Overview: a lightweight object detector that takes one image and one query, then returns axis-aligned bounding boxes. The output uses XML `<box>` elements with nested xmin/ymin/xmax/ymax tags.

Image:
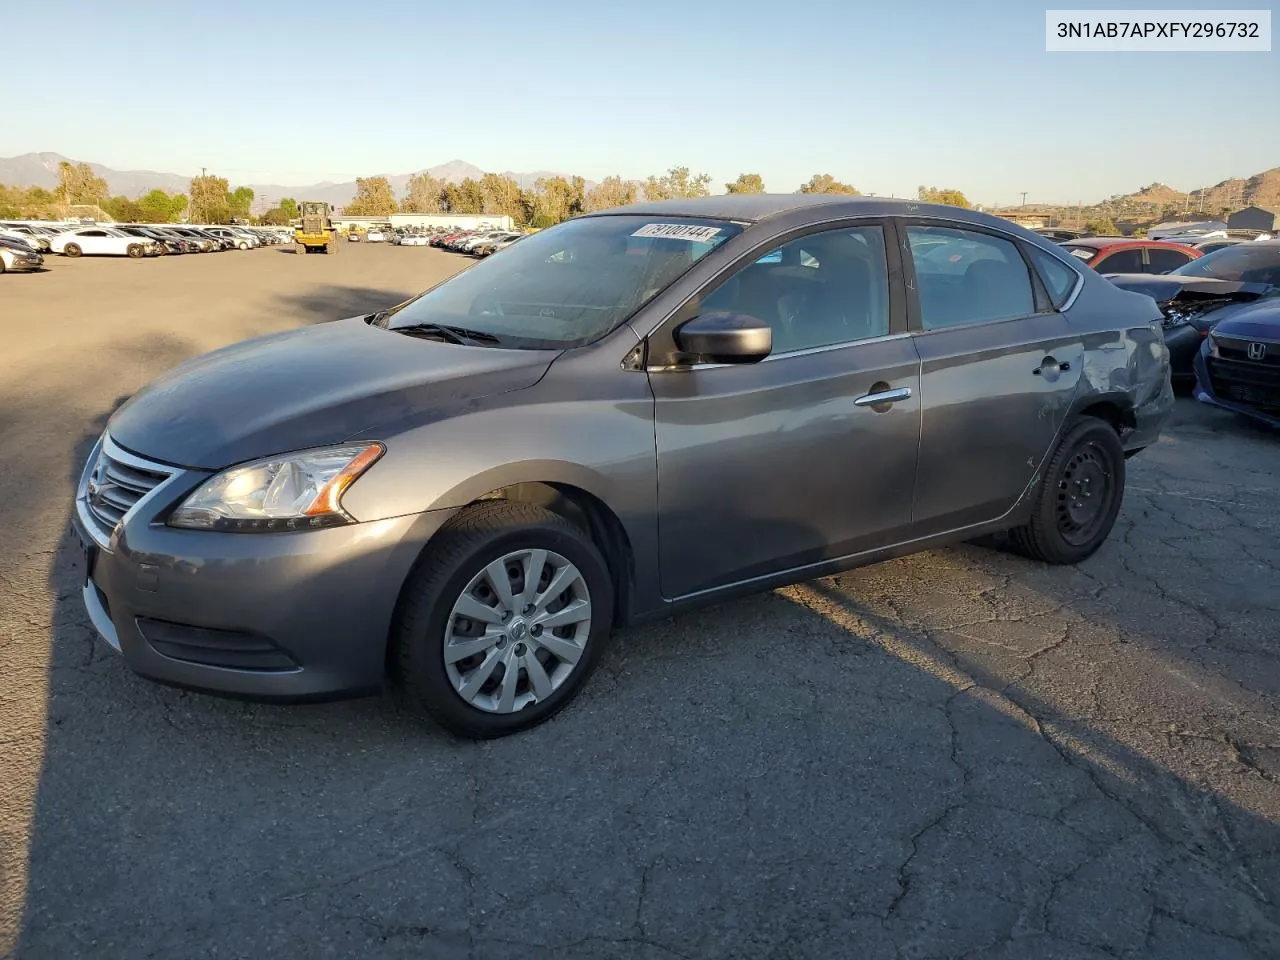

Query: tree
<box><xmin>442</xmin><ymin>178</ymin><xmax>487</xmax><ymax>214</ymax></box>
<box><xmin>344</xmin><ymin>176</ymin><xmax>398</xmax><ymax>216</ymax></box>
<box><xmin>583</xmin><ymin>176</ymin><xmax>638</xmax><ymax>212</ymax></box>
<box><xmin>1083</xmin><ymin>217</ymin><xmax>1119</xmax><ymax>235</ymax></box>
<box><xmin>56</xmin><ymin>161</ymin><xmax>108</xmax><ymax>207</ymax></box>
<box><xmin>644</xmin><ymin>166</ymin><xmax>711</xmax><ymax>201</ymax></box>
<box><xmin>279</xmin><ymin>197</ymin><xmax>298</xmax><ymax>219</ymax></box>
<box><xmin>400</xmin><ymin>173</ymin><xmax>445</xmax><ymax>214</ymax></box>
<box><xmin>189</xmin><ymin>172</ymin><xmax>230</xmax><ymax>223</ymax></box>
<box><xmin>725</xmin><ymin>173</ymin><xmax>766</xmax><ymax>194</ymax></box>
<box><xmin>918</xmin><ymin>186</ymin><xmax>970</xmax><ymax>208</ymax></box>
<box><xmin>228</xmin><ymin>186</ymin><xmax>255</xmax><ymax>219</ymax></box>
<box><xmin>136</xmin><ymin>189</ymin><xmax>187</xmax><ymax>223</ymax></box>
<box><xmin>798</xmin><ymin>174</ymin><xmax>860</xmax><ymax>195</ymax></box>
<box><xmin>102</xmin><ymin>195</ymin><xmax>143</xmax><ymax>222</ymax></box>
<box><xmin>480</xmin><ymin>173</ymin><xmax>524</xmax><ymax>220</ymax></box>
<box><xmin>259</xmin><ymin>208</ymin><xmax>290</xmax><ymax>225</ymax></box>
<box><xmin>526</xmin><ymin>176</ymin><xmax>584</xmax><ymax>226</ymax></box>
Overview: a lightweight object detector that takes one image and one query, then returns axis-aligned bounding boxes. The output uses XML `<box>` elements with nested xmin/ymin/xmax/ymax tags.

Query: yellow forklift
<box><xmin>294</xmin><ymin>201</ymin><xmax>339</xmax><ymax>255</ymax></box>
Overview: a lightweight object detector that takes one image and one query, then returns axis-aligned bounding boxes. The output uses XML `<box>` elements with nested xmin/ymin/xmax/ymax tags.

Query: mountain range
<box><xmin>0</xmin><ymin>152</ymin><xmax>586</xmax><ymax>211</ymax></box>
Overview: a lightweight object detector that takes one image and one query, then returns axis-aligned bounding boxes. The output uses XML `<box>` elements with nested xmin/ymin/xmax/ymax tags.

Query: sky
<box><xmin>4</xmin><ymin>0</ymin><xmax>1277</xmax><ymax>206</ymax></box>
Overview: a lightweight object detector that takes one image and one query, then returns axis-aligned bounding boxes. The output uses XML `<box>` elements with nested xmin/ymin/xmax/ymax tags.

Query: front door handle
<box><xmin>854</xmin><ymin>386</ymin><xmax>912</xmax><ymax>408</ymax></box>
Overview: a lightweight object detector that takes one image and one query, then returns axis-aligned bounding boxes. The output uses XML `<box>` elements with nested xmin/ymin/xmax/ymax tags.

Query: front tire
<box><xmin>392</xmin><ymin>501</ymin><xmax>615</xmax><ymax>739</ymax></box>
<box><xmin>1009</xmin><ymin>417</ymin><xmax>1126</xmax><ymax>565</ymax></box>
<box><xmin>63</xmin><ymin>243</ymin><xmax>82</xmax><ymax>258</ymax></box>
<box><xmin>127</xmin><ymin>244</ymin><xmax>144</xmax><ymax>259</ymax></box>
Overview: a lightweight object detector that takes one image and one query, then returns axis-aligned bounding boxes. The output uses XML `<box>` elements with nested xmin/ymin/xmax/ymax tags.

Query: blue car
<box><xmin>1195</xmin><ymin>295</ymin><xmax>1280</xmax><ymax>428</ymax></box>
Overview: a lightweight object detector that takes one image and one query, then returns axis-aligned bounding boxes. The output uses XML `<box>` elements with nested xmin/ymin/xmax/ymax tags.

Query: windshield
<box><xmin>1062</xmin><ymin>244</ymin><xmax>1100</xmax><ymax>262</ymax></box>
<box><xmin>1171</xmin><ymin>244</ymin><xmax>1280</xmax><ymax>287</ymax></box>
<box><xmin>383</xmin><ymin>215</ymin><xmax>741</xmax><ymax>348</ymax></box>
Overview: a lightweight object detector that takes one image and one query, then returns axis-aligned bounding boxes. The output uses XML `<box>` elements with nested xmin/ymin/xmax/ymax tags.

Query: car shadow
<box><xmin>9</xmin><ymin>407</ymin><xmax>1280</xmax><ymax>958</ymax></box>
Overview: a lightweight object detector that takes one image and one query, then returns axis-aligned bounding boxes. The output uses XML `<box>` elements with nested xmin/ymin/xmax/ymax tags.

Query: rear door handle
<box><xmin>1033</xmin><ymin>357</ymin><xmax>1071</xmax><ymax>375</ymax></box>
<box><xmin>854</xmin><ymin>386</ymin><xmax>912</xmax><ymax>407</ymax></box>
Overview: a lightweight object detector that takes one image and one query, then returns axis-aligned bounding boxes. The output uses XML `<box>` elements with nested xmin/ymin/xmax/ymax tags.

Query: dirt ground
<box><xmin>2</xmin><ymin>243</ymin><xmax>1279</xmax><ymax>959</ymax></box>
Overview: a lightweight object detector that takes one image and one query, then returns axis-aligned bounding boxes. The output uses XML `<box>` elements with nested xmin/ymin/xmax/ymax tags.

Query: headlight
<box><xmin>169</xmin><ymin>443</ymin><xmax>384</xmax><ymax>532</ymax></box>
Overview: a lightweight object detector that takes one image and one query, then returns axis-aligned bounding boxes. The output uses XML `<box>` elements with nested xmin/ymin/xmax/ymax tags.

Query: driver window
<box><xmin>697</xmin><ymin>226</ymin><xmax>890</xmax><ymax>354</ymax></box>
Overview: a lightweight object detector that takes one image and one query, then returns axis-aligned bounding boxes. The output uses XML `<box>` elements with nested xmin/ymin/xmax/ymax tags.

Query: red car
<box><xmin>1059</xmin><ymin>237</ymin><xmax>1202</xmax><ymax>275</ymax></box>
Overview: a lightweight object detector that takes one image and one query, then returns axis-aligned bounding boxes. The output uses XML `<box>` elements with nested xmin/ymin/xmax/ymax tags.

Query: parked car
<box><xmin>117</xmin><ymin>225</ymin><xmax>185</xmax><ymax>255</ymax></box>
<box><xmin>73</xmin><ymin>195</ymin><xmax>1172</xmax><ymax>738</ymax></box>
<box><xmin>50</xmin><ymin>226</ymin><xmax>158</xmax><ymax>258</ymax></box>
<box><xmin>0</xmin><ymin>224</ymin><xmax>53</xmax><ymax>253</ymax></box>
<box><xmin>399</xmin><ymin>234</ymin><xmax>433</xmax><ymax>246</ymax></box>
<box><xmin>1108</xmin><ymin>241</ymin><xmax>1280</xmax><ymax>385</ymax></box>
<box><xmin>1193</xmin><ymin>239</ymin><xmax>1244</xmax><ymax>255</ymax></box>
<box><xmin>1060</xmin><ymin>237</ymin><xmax>1202</xmax><ymax>275</ymax></box>
<box><xmin>1195</xmin><ymin>292</ymin><xmax>1280</xmax><ymax>428</ymax></box>
<box><xmin>366</xmin><ymin>229</ymin><xmax>387</xmax><ymax>243</ymax></box>
<box><xmin>0</xmin><ymin>235</ymin><xmax>44</xmax><ymax>273</ymax></box>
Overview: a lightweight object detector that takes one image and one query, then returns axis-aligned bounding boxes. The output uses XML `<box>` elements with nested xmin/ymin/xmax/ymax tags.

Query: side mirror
<box><xmin>673</xmin><ymin>313</ymin><xmax>772</xmax><ymax>364</ymax></box>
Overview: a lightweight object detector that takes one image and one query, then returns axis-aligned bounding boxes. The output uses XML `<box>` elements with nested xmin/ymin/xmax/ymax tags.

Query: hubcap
<box><xmin>1055</xmin><ymin>442</ymin><xmax>1114</xmax><ymax>546</ymax></box>
<box><xmin>443</xmin><ymin>548</ymin><xmax>592</xmax><ymax>714</ymax></box>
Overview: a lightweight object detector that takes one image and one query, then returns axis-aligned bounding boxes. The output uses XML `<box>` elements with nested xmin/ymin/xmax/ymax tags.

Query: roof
<box><xmin>586</xmin><ymin>193</ymin><xmax>963</xmax><ymax>223</ymax></box>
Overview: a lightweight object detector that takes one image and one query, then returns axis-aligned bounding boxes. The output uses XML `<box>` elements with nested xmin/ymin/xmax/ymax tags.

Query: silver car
<box><xmin>74</xmin><ymin>195</ymin><xmax>1173</xmax><ymax>737</ymax></box>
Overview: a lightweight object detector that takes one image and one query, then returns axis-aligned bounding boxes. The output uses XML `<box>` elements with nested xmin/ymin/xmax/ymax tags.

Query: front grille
<box><xmin>81</xmin><ymin>435</ymin><xmax>174</xmax><ymax>543</ymax></box>
<box><xmin>1214</xmin><ymin>336</ymin><xmax>1280</xmax><ymax>367</ymax></box>
<box><xmin>1207</xmin><ymin>356</ymin><xmax>1280</xmax><ymax>412</ymax></box>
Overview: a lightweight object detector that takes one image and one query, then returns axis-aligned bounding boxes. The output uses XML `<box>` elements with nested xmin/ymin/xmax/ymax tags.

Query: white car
<box><xmin>50</xmin><ymin>226</ymin><xmax>158</xmax><ymax>258</ymax></box>
<box><xmin>399</xmin><ymin>235</ymin><xmax>432</xmax><ymax>246</ymax></box>
<box><xmin>365</xmin><ymin>229</ymin><xmax>387</xmax><ymax>243</ymax></box>
<box><xmin>204</xmin><ymin>227</ymin><xmax>256</xmax><ymax>250</ymax></box>
<box><xmin>0</xmin><ymin>225</ymin><xmax>53</xmax><ymax>253</ymax></box>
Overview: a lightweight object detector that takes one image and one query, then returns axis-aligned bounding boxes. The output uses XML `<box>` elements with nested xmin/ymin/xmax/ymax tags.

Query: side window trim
<box><xmin>897</xmin><ymin>217</ymin><xmax>1044</xmax><ymax>334</ymax></box>
<box><xmin>644</xmin><ymin>217</ymin><xmax>906</xmax><ymax>370</ymax></box>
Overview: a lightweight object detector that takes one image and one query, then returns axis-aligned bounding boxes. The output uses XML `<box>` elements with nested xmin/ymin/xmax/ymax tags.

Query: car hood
<box><xmin>107</xmin><ymin>317</ymin><xmax>558</xmax><ymax>469</ymax></box>
<box><xmin>1207</xmin><ymin>298</ymin><xmax>1280</xmax><ymax>341</ymax></box>
<box><xmin>1105</xmin><ymin>273</ymin><xmax>1273</xmax><ymax>304</ymax></box>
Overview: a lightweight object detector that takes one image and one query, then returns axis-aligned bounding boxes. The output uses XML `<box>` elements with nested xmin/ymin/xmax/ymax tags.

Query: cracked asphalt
<box><xmin>2</xmin><ymin>245</ymin><xmax>1279</xmax><ymax>959</ymax></box>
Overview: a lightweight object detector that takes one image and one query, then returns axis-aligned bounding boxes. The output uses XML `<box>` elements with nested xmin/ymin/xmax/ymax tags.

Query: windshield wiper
<box><xmin>390</xmin><ymin>322</ymin><xmax>503</xmax><ymax>346</ymax></box>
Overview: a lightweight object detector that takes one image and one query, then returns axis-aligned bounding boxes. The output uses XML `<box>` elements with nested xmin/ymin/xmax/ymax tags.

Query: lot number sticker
<box><xmin>631</xmin><ymin>223</ymin><xmax>723</xmax><ymax>243</ymax></box>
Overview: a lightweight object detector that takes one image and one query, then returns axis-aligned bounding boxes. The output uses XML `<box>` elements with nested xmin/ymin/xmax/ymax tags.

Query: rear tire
<box><xmin>392</xmin><ymin>500</ymin><xmax>615</xmax><ymax>739</ymax></box>
<box><xmin>1009</xmin><ymin>417</ymin><xmax>1126</xmax><ymax>565</ymax></box>
<box><xmin>64</xmin><ymin>243</ymin><xmax>82</xmax><ymax>258</ymax></box>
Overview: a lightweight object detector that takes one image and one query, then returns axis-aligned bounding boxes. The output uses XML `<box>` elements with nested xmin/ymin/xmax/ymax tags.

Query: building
<box><xmin>1226</xmin><ymin>205</ymin><xmax>1277</xmax><ymax>232</ymax></box>
<box><xmin>999</xmin><ymin>214</ymin><xmax>1049</xmax><ymax>229</ymax></box>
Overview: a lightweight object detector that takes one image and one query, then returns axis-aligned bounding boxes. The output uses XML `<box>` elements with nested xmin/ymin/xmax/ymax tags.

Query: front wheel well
<box><xmin>467</xmin><ymin>483</ymin><xmax>634</xmax><ymax>627</ymax></box>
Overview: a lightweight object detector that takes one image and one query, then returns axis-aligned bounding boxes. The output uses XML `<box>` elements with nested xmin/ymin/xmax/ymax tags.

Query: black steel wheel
<box><xmin>1009</xmin><ymin>416</ymin><xmax>1126</xmax><ymax>565</ymax></box>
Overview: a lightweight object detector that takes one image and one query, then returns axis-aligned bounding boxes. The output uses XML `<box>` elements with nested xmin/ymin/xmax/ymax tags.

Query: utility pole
<box><xmin>1020</xmin><ymin>191</ymin><xmax>1028</xmax><ymax>208</ymax></box>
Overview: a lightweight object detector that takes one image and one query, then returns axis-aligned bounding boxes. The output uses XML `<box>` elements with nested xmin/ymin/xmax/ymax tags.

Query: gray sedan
<box><xmin>74</xmin><ymin>195</ymin><xmax>1173</xmax><ymax>738</ymax></box>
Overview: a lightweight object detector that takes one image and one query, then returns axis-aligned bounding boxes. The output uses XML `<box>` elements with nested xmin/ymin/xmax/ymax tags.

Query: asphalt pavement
<box><xmin>2</xmin><ymin>244</ymin><xmax>1278</xmax><ymax>959</ymax></box>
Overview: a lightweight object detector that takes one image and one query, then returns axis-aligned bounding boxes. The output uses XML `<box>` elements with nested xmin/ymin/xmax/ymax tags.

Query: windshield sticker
<box><xmin>631</xmin><ymin>223</ymin><xmax>723</xmax><ymax>243</ymax></box>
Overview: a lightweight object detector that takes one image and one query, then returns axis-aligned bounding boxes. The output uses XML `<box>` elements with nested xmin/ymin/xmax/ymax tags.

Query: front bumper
<box><xmin>1193</xmin><ymin>343</ymin><xmax>1280</xmax><ymax>429</ymax></box>
<box><xmin>5</xmin><ymin>254</ymin><xmax>43</xmax><ymax>271</ymax></box>
<box><xmin>72</xmin><ymin>436</ymin><xmax>457</xmax><ymax>700</ymax></box>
